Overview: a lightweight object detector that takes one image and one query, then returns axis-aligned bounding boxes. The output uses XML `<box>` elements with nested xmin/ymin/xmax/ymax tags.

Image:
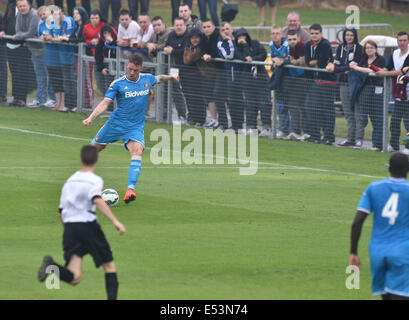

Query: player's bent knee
<box><xmin>103</xmin><ymin>261</ymin><xmax>116</xmax><ymax>273</ymax></box>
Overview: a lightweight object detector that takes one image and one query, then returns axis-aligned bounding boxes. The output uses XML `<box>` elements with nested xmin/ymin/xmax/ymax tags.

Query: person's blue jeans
<box><xmin>198</xmin><ymin>0</ymin><xmax>219</xmax><ymax>26</ymax></box>
<box><xmin>32</xmin><ymin>54</ymin><xmax>53</xmax><ymax>104</ymax></box>
<box><xmin>277</xmin><ymin>100</ymin><xmax>292</xmax><ymax>134</ymax></box>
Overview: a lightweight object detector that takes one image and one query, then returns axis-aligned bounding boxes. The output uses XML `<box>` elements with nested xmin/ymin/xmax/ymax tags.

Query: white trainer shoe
<box><xmin>43</xmin><ymin>99</ymin><xmax>57</xmax><ymax>108</ymax></box>
<box><xmin>259</xmin><ymin>128</ymin><xmax>271</xmax><ymax>138</ymax></box>
<box><xmin>276</xmin><ymin>131</ymin><xmax>287</xmax><ymax>139</ymax></box>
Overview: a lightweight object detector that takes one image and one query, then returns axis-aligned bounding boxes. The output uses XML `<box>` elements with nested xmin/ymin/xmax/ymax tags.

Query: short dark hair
<box><xmin>152</xmin><ymin>16</ymin><xmax>163</xmax><ymax>23</ymax></box>
<box><xmin>128</xmin><ymin>54</ymin><xmax>143</xmax><ymax>66</ymax></box>
<box><xmin>119</xmin><ymin>9</ymin><xmax>131</xmax><ymax>17</ymax></box>
<box><xmin>179</xmin><ymin>3</ymin><xmax>192</xmax><ymax>10</ymax></box>
<box><xmin>397</xmin><ymin>31</ymin><xmax>409</xmax><ymax>39</ymax></box>
<box><xmin>173</xmin><ymin>17</ymin><xmax>184</xmax><ymax>24</ymax></box>
<box><xmin>202</xmin><ymin>18</ymin><xmax>214</xmax><ymax>25</ymax></box>
<box><xmin>287</xmin><ymin>30</ymin><xmax>298</xmax><ymax>37</ymax></box>
<box><xmin>81</xmin><ymin>145</ymin><xmax>98</xmax><ymax>166</ymax></box>
<box><xmin>389</xmin><ymin>152</ymin><xmax>409</xmax><ymax>178</ymax></box>
<box><xmin>310</xmin><ymin>24</ymin><xmax>322</xmax><ymax>33</ymax></box>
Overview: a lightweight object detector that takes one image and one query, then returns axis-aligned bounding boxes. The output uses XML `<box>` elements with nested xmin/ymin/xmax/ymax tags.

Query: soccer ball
<box><xmin>101</xmin><ymin>189</ymin><xmax>119</xmax><ymax>207</ymax></box>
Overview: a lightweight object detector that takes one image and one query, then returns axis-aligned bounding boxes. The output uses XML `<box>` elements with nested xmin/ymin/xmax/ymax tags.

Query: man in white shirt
<box><xmin>38</xmin><ymin>145</ymin><xmax>126</xmax><ymax>300</ymax></box>
<box><xmin>135</xmin><ymin>13</ymin><xmax>154</xmax><ymax>49</ymax></box>
<box><xmin>117</xmin><ymin>9</ymin><xmax>140</xmax><ymax>49</ymax></box>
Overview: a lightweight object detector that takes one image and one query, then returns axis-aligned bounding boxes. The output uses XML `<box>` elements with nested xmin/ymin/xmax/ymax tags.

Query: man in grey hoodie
<box><xmin>13</xmin><ymin>0</ymin><xmax>42</xmax><ymax>107</ymax></box>
<box><xmin>15</xmin><ymin>0</ymin><xmax>56</xmax><ymax>108</ymax></box>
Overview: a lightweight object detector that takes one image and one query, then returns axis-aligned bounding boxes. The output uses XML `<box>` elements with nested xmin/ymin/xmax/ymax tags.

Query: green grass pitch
<box><xmin>0</xmin><ymin>106</ymin><xmax>393</xmax><ymax>299</ymax></box>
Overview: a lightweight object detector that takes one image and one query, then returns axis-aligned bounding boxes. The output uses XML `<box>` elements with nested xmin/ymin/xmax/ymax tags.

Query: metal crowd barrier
<box><xmin>0</xmin><ymin>34</ymin><xmax>402</xmax><ymax>153</ymax></box>
<box><xmin>244</xmin><ymin>23</ymin><xmax>395</xmax><ymax>44</ymax></box>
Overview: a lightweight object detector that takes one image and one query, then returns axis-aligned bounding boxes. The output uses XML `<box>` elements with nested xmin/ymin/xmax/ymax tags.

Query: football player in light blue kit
<box><xmin>83</xmin><ymin>54</ymin><xmax>179</xmax><ymax>203</ymax></box>
<box><xmin>350</xmin><ymin>152</ymin><xmax>409</xmax><ymax>300</ymax></box>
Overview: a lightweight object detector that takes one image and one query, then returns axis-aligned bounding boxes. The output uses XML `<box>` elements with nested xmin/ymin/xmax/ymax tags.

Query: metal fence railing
<box><xmin>1</xmin><ymin>34</ymin><xmax>408</xmax><ymax>154</ymax></box>
<box><xmin>244</xmin><ymin>23</ymin><xmax>395</xmax><ymax>45</ymax></box>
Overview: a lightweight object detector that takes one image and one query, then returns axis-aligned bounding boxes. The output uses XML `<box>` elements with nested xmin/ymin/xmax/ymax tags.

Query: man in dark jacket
<box><xmin>215</xmin><ymin>22</ymin><xmax>244</xmax><ymax>132</ymax></box>
<box><xmin>95</xmin><ymin>24</ymin><xmax>117</xmax><ymax>95</ymax></box>
<box><xmin>304</xmin><ymin>24</ymin><xmax>337</xmax><ymax>144</ymax></box>
<box><xmin>201</xmin><ymin>18</ymin><xmax>220</xmax><ymax>128</ymax></box>
<box><xmin>0</xmin><ymin>11</ymin><xmax>7</xmax><ymax>103</ymax></box>
<box><xmin>327</xmin><ymin>28</ymin><xmax>363</xmax><ymax>147</ymax></box>
<box><xmin>235</xmin><ymin>27</ymin><xmax>271</xmax><ymax>136</ymax></box>
<box><xmin>164</xmin><ymin>17</ymin><xmax>188</xmax><ymax>123</ymax></box>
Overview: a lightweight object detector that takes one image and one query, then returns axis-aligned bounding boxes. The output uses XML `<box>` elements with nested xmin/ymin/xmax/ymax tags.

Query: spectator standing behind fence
<box><xmin>326</xmin><ymin>28</ymin><xmax>363</xmax><ymax>148</ymax></box>
<box><xmin>52</xmin><ymin>7</ymin><xmax>77</xmax><ymax>112</ymax></box>
<box><xmin>14</xmin><ymin>0</ymin><xmax>53</xmax><ymax>109</ymax></box>
<box><xmin>38</xmin><ymin>6</ymin><xmax>65</xmax><ymax>111</ymax></box>
<box><xmin>83</xmin><ymin>9</ymin><xmax>105</xmax><ymax>105</ymax></box>
<box><xmin>99</xmin><ymin>0</ymin><xmax>121</xmax><ymax>29</ymax></box>
<box><xmin>375</xmin><ymin>32</ymin><xmax>409</xmax><ymax>153</ymax></box>
<box><xmin>201</xmin><ymin>18</ymin><xmax>221</xmax><ymax>129</ymax></box>
<box><xmin>179</xmin><ymin>3</ymin><xmax>202</xmax><ymax>32</ymax></box>
<box><xmin>234</xmin><ymin>27</ymin><xmax>271</xmax><ymax>137</ymax></box>
<box><xmin>349</xmin><ymin>41</ymin><xmax>385</xmax><ymax>152</ymax></box>
<box><xmin>216</xmin><ymin>22</ymin><xmax>245</xmax><ymax>132</ymax></box>
<box><xmin>135</xmin><ymin>14</ymin><xmax>154</xmax><ymax>50</ymax></box>
<box><xmin>0</xmin><ymin>11</ymin><xmax>8</xmax><ymax>104</ymax></box>
<box><xmin>284</xmin><ymin>30</ymin><xmax>307</xmax><ymax>140</ymax></box>
<box><xmin>183</xmin><ymin>28</ymin><xmax>206</xmax><ymax>125</ymax></box>
<box><xmin>0</xmin><ymin>0</ymin><xmax>36</xmax><ymax>107</ymax></box>
<box><xmin>304</xmin><ymin>24</ymin><xmax>337</xmax><ymax>145</ymax></box>
<box><xmin>146</xmin><ymin>16</ymin><xmax>170</xmax><ymax>57</ymax></box>
<box><xmin>128</xmin><ymin>0</ymin><xmax>149</xmax><ymax>20</ymax></box>
<box><xmin>171</xmin><ymin>0</ymin><xmax>192</xmax><ymax>23</ymax></box>
<box><xmin>117</xmin><ymin>9</ymin><xmax>140</xmax><ymax>58</ymax></box>
<box><xmin>270</xmin><ymin>26</ymin><xmax>292</xmax><ymax>139</ymax></box>
<box><xmin>164</xmin><ymin>17</ymin><xmax>188</xmax><ymax>124</ymax></box>
<box><xmin>94</xmin><ymin>24</ymin><xmax>117</xmax><ymax>112</ymax></box>
<box><xmin>68</xmin><ymin>6</ymin><xmax>94</xmax><ymax>109</ymax></box>
<box><xmin>282</xmin><ymin>12</ymin><xmax>310</xmax><ymax>43</ymax></box>
<box><xmin>198</xmin><ymin>0</ymin><xmax>219</xmax><ymax>27</ymax></box>
<box><xmin>257</xmin><ymin>0</ymin><xmax>278</xmax><ymax>27</ymax></box>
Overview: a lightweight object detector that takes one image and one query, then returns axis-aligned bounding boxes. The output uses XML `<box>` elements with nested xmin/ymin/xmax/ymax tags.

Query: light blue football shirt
<box><xmin>105</xmin><ymin>74</ymin><xmax>157</xmax><ymax>130</ymax></box>
<box><xmin>358</xmin><ymin>177</ymin><xmax>409</xmax><ymax>246</ymax></box>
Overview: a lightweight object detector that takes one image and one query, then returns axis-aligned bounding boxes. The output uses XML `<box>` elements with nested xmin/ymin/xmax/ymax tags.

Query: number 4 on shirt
<box><xmin>382</xmin><ymin>193</ymin><xmax>399</xmax><ymax>225</ymax></box>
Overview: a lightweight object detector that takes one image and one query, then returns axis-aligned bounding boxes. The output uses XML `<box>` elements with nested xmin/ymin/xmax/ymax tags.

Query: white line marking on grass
<box><xmin>0</xmin><ymin>125</ymin><xmax>384</xmax><ymax>179</ymax></box>
<box><xmin>0</xmin><ymin>166</ymin><xmax>311</xmax><ymax>170</ymax></box>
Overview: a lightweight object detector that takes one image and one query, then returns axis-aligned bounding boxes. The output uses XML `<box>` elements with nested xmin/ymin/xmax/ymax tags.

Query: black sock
<box><xmin>105</xmin><ymin>273</ymin><xmax>119</xmax><ymax>300</ymax></box>
<box><xmin>52</xmin><ymin>262</ymin><xmax>74</xmax><ymax>283</ymax></box>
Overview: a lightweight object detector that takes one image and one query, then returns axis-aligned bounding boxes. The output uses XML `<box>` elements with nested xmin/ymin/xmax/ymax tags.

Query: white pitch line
<box><xmin>0</xmin><ymin>166</ymin><xmax>307</xmax><ymax>170</ymax></box>
<box><xmin>0</xmin><ymin>125</ymin><xmax>384</xmax><ymax>179</ymax></box>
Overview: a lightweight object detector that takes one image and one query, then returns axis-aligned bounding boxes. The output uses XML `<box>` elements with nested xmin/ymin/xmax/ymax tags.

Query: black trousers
<box><xmin>181</xmin><ymin>68</ymin><xmax>206</xmax><ymax>125</ymax></box>
<box><xmin>7</xmin><ymin>46</ymin><xmax>36</xmax><ymax>102</ymax></box>
<box><xmin>99</xmin><ymin>0</ymin><xmax>121</xmax><ymax>28</ymax></box>
<box><xmin>214</xmin><ymin>69</ymin><xmax>245</xmax><ymax>131</ymax></box>
<box><xmin>0</xmin><ymin>44</ymin><xmax>7</xmax><ymax>99</ymax></box>
<box><xmin>67</xmin><ymin>0</ymin><xmax>91</xmax><ymax>17</ymax></box>
<box><xmin>128</xmin><ymin>0</ymin><xmax>150</xmax><ymax>19</ymax></box>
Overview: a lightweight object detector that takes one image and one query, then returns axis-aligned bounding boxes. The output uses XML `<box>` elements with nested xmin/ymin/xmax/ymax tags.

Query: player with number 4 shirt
<box><xmin>350</xmin><ymin>152</ymin><xmax>409</xmax><ymax>300</ymax></box>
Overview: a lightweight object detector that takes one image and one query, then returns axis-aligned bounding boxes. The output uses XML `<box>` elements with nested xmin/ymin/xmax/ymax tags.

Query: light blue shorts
<box><xmin>91</xmin><ymin>122</ymin><xmax>145</xmax><ymax>150</ymax></box>
<box><xmin>370</xmin><ymin>243</ymin><xmax>409</xmax><ymax>297</ymax></box>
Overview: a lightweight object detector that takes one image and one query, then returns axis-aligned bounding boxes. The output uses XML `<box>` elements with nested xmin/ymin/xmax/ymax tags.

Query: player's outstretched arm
<box><xmin>94</xmin><ymin>197</ymin><xmax>126</xmax><ymax>235</ymax></box>
<box><xmin>349</xmin><ymin>210</ymin><xmax>368</xmax><ymax>269</ymax></box>
<box><xmin>82</xmin><ymin>98</ymin><xmax>112</xmax><ymax>127</ymax></box>
<box><xmin>155</xmin><ymin>74</ymin><xmax>179</xmax><ymax>84</ymax></box>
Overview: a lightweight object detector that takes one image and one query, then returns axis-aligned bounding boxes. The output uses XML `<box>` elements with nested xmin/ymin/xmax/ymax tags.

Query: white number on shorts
<box><xmin>382</xmin><ymin>193</ymin><xmax>399</xmax><ymax>225</ymax></box>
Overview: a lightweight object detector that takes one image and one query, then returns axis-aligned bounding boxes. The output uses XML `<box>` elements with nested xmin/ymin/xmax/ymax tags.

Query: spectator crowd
<box><xmin>0</xmin><ymin>0</ymin><xmax>409</xmax><ymax>152</ymax></box>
